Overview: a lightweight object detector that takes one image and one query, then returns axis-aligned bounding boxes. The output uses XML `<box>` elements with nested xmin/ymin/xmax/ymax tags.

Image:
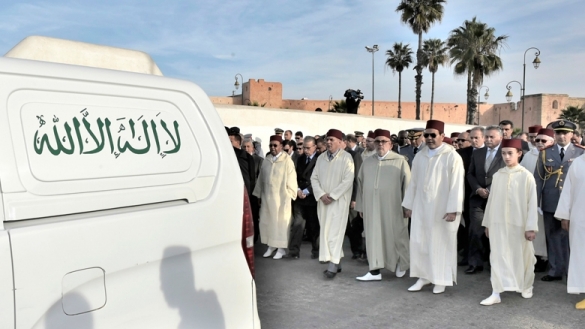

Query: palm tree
<box><xmin>421</xmin><ymin>38</ymin><xmax>449</xmax><ymax>119</ymax></box>
<box><xmin>447</xmin><ymin>17</ymin><xmax>508</xmax><ymax>124</ymax></box>
<box><xmin>558</xmin><ymin>105</ymin><xmax>585</xmax><ymax>129</ymax></box>
<box><xmin>385</xmin><ymin>42</ymin><xmax>413</xmax><ymax>118</ymax></box>
<box><xmin>396</xmin><ymin>0</ymin><xmax>446</xmax><ymax>120</ymax></box>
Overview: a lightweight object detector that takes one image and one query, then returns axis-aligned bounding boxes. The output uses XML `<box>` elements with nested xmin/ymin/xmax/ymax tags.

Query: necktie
<box><xmin>414</xmin><ymin>147</ymin><xmax>418</xmax><ymax>155</ymax></box>
<box><xmin>485</xmin><ymin>148</ymin><xmax>494</xmax><ymax>172</ymax></box>
<box><xmin>560</xmin><ymin>147</ymin><xmax>565</xmax><ymax>161</ymax></box>
<box><xmin>306</xmin><ymin>157</ymin><xmax>310</xmax><ymax>164</ymax></box>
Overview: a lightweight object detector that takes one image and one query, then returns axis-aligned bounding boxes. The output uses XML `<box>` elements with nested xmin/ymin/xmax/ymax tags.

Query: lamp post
<box><xmin>365</xmin><ymin>45</ymin><xmax>379</xmax><ymax>116</ymax></box>
<box><xmin>477</xmin><ymin>86</ymin><xmax>489</xmax><ymax>125</ymax></box>
<box><xmin>519</xmin><ymin>47</ymin><xmax>541</xmax><ymax>131</ymax></box>
<box><xmin>505</xmin><ymin>80</ymin><xmax>523</xmax><ymax>125</ymax></box>
<box><xmin>234</xmin><ymin>73</ymin><xmax>244</xmax><ymax>105</ymax></box>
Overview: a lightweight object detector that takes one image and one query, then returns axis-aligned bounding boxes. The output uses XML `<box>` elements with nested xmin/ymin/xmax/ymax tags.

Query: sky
<box><xmin>0</xmin><ymin>0</ymin><xmax>583</xmax><ymax>104</ymax></box>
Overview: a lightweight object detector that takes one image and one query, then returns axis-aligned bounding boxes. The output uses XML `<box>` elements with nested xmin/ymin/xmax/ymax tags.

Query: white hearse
<box><xmin>0</xmin><ymin>36</ymin><xmax>259</xmax><ymax>329</ymax></box>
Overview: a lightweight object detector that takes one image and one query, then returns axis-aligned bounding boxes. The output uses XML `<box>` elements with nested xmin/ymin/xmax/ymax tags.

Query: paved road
<box><xmin>255</xmin><ymin>239</ymin><xmax>584</xmax><ymax>329</ymax></box>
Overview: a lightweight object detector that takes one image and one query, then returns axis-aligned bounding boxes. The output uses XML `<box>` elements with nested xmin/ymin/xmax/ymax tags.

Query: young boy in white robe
<box><xmin>480</xmin><ymin>138</ymin><xmax>538</xmax><ymax>306</ymax></box>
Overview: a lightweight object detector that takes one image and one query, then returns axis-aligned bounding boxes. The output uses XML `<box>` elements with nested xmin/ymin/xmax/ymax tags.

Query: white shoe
<box><xmin>396</xmin><ymin>265</ymin><xmax>406</xmax><ymax>278</ymax></box>
<box><xmin>356</xmin><ymin>272</ymin><xmax>382</xmax><ymax>281</ymax></box>
<box><xmin>408</xmin><ymin>278</ymin><xmax>431</xmax><ymax>292</ymax></box>
<box><xmin>433</xmin><ymin>285</ymin><xmax>446</xmax><ymax>294</ymax></box>
<box><xmin>521</xmin><ymin>287</ymin><xmax>533</xmax><ymax>299</ymax></box>
<box><xmin>480</xmin><ymin>294</ymin><xmax>501</xmax><ymax>306</ymax></box>
<box><xmin>273</xmin><ymin>248</ymin><xmax>286</xmax><ymax>260</ymax></box>
<box><xmin>263</xmin><ymin>246</ymin><xmax>276</xmax><ymax>258</ymax></box>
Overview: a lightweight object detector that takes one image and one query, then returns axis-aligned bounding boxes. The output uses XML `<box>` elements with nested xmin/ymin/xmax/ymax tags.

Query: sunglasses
<box><xmin>269</xmin><ymin>144</ymin><xmax>279</xmax><ymax>148</ymax></box>
<box><xmin>457</xmin><ymin>139</ymin><xmax>467</xmax><ymax>142</ymax></box>
<box><xmin>534</xmin><ymin>139</ymin><xmax>547</xmax><ymax>143</ymax></box>
<box><xmin>296</xmin><ymin>147</ymin><xmax>302</xmax><ymax>150</ymax></box>
<box><xmin>424</xmin><ymin>133</ymin><xmax>437</xmax><ymax>138</ymax></box>
<box><xmin>374</xmin><ymin>140</ymin><xmax>390</xmax><ymax>144</ymax></box>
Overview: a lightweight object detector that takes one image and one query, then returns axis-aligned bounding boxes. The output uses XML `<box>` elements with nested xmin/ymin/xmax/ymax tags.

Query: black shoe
<box><xmin>324</xmin><ymin>270</ymin><xmax>337</xmax><ymax>279</ymax></box>
<box><xmin>311</xmin><ymin>253</ymin><xmax>318</xmax><ymax>259</ymax></box>
<box><xmin>352</xmin><ymin>254</ymin><xmax>359</xmax><ymax>259</ymax></box>
<box><xmin>284</xmin><ymin>253</ymin><xmax>299</xmax><ymax>259</ymax></box>
<box><xmin>457</xmin><ymin>260</ymin><xmax>469</xmax><ymax>266</ymax></box>
<box><xmin>465</xmin><ymin>266</ymin><xmax>484</xmax><ymax>274</ymax></box>
<box><xmin>541</xmin><ymin>275</ymin><xmax>562</xmax><ymax>282</ymax></box>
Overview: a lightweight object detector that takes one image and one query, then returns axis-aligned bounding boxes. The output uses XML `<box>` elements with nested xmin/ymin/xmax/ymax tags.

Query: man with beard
<box><xmin>355</xmin><ymin>129</ymin><xmax>411</xmax><ymax>281</ymax></box>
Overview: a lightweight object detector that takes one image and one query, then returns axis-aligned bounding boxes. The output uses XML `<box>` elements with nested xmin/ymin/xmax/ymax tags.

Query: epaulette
<box><xmin>542</xmin><ymin>144</ymin><xmax>554</xmax><ymax>151</ymax></box>
<box><xmin>573</xmin><ymin>143</ymin><xmax>585</xmax><ymax>150</ymax></box>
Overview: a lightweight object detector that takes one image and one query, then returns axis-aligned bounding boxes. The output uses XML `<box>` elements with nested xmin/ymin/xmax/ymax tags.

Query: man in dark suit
<box><xmin>499</xmin><ymin>120</ymin><xmax>530</xmax><ymax>157</ymax></box>
<box><xmin>455</xmin><ymin>129</ymin><xmax>485</xmax><ymax>264</ymax></box>
<box><xmin>343</xmin><ymin>134</ymin><xmax>365</xmax><ymax>259</ymax></box>
<box><xmin>398</xmin><ymin>130</ymin><xmax>415</xmax><ymax>167</ymax></box>
<box><xmin>535</xmin><ymin>120</ymin><xmax>585</xmax><ymax>281</ymax></box>
<box><xmin>243</xmin><ymin>137</ymin><xmax>263</xmax><ymax>242</ymax></box>
<box><xmin>465</xmin><ymin>125</ymin><xmax>505</xmax><ymax>274</ymax></box>
<box><xmin>227</xmin><ymin>127</ymin><xmax>256</xmax><ymax>199</ymax></box>
<box><xmin>288</xmin><ymin>136</ymin><xmax>321</xmax><ymax>259</ymax></box>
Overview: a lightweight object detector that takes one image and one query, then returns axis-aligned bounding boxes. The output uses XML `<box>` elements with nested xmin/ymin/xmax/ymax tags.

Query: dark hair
<box><xmin>315</xmin><ymin>108</ymin><xmax>323</xmax><ymax>112</ymax></box>
<box><xmin>499</xmin><ymin>120</ymin><xmax>514</xmax><ymax>128</ymax></box>
<box><xmin>232</xmin><ymin>133</ymin><xmax>242</xmax><ymax>144</ymax></box>
<box><xmin>346</xmin><ymin>134</ymin><xmax>357</xmax><ymax>143</ymax></box>
<box><xmin>285</xmin><ymin>130</ymin><xmax>293</xmax><ymax>135</ymax></box>
<box><xmin>285</xmin><ymin>140</ymin><xmax>296</xmax><ymax>148</ymax></box>
<box><xmin>295</xmin><ymin>131</ymin><xmax>303</xmax><ymax>137</ymax></box>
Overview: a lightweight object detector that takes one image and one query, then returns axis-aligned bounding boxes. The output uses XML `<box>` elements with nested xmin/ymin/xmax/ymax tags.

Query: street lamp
<box><xmin>505</xmin><ymin>80</ymin><xmax>523</xmax><ymax>121</ymax></box>
<box><xmin>520</xmin><ymin>47</ymin><xmax>541</xmax><ymax>131</ymax></box>
<box><xmin>234</xmin><ymin>73</ymin><xmax>244</xmax><ymax>105</ymax></box>
<box><xmin>477</xmin><ymin>86</ymin><xmax>489</xmax><ymax>125</ymax></box>
<box><xmin>365</xmin><ymin>45</ymin><xmax>379</xmax><ymax>116</ymax></box>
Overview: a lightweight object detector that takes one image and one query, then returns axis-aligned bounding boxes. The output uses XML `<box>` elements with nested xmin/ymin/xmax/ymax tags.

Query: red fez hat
<box><xmin>367</xmin><ymin>130</ymin><xmax>375</xmax><ymax>139</ymax></box>
<box><xmin>443</xmin><ymin>137</ymin><xmax>453</xmax><ymax>144</ymax></box>
<box><xmin>450</xmin><ymin>132</ymin><xmax>460</xmax><ymax>138</ymax></box>
<box><xmin>537</xmin><ymin>128</ymin><xmax>554</xmax><ymax>138</ymax></box>
<box><xmin>425</xmin><ymin>120</ymin><xmax>445</xmax><ymax>134</ymax></box>
<box><xmin>374</xmin><ymin>129</ymin><xmax>391</xmax><ymax>139</ymax></box>
<box><xmin>528</xmin><ymin>125</ymin><xmax>543</xmax><ymax>134</ymax></box>
<box><xmin>501</xmin><ymin>139</ymin><xmax>522</xmax><ymax>149</ymax></box>
<box><xmin>326</xmin><ymin>129</ymin><xmax>343</xmax><ymax>141</ymax></box>
<box><xmin>269</xmin><ymin>135</ymin><xmax>283</xmax><ymax>143</ymax></box>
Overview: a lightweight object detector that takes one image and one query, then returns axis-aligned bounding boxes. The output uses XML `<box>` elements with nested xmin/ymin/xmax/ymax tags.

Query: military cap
<box><xmin>354</xmin><ymin>131</ymin><xmax>364</xmax><ymax>137</ymax></box>
<box><xmin>550</xmin><ymin>120</ymin><xmax>577</xmax><ymax>132</ymax></box>
<box><xmin>274</xmin><ymin>128</ymin><xmax>284</xmax><ymax>135</ymax></box>
<box><xmin>407</xmin><ymin>128</ymin><xmax>424</xmax><ymax>138</ymax></box>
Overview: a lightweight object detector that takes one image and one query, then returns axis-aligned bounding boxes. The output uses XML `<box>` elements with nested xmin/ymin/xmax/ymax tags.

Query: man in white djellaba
<box><xmin>402</xmin><ymin>120</ymin><xmax>465</xmax><ymax>294</ymax></box>
<box><xmin>311</xmin><ymin>129</ymin><xmax>355</xmax><ymax>279</ymax></box>
<box><xmin>555</xmin><ymin>152</ymin><xmax>585</xmax><ymax>310</ymax></box>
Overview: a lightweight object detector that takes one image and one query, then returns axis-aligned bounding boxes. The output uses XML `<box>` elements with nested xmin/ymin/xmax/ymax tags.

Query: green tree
<box><xmin>421</xmin><ymin>38</ymin><xmax>449</xmax><ymax>119</ymax></box>
<box><xmin>396</xmin><ymin>0</ymin><xmax>446</xmax><ymax>120</ymax></box>
<box><xmin>329</xmin><ymin>100</ymin><xmax>347</xmax><ymax>113</ymax></box>
<box><xmin>447</xmin><ymin>17</ymin><xmax>508</xmax><ymax>124</ymax></box>
<box><xmin>385</xmin><ymin>42</ymin><xmax>413</xmax><ymax>118</ymax></box>
<box><xmin>558</xmin><ymin>105</ymin><xmax>585</xmax><ymax>129</ymax></box>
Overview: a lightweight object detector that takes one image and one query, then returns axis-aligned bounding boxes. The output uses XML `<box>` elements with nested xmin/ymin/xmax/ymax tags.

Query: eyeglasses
<box><xmin>269</xmin><ymin>144</ymin><xmax>279</xmax><ymax>148</ymax></box>
<box><xmin>534</xmin><ymin>139</ymin><xmax>547</xmax><ymax>143</ymax></box>
<box><xmin>424</xmin><ymin>133</ymin><xmax>437</xmax><ymax>138</ymax></box>
<box><xmin>374</xmin><ymin>140</ymin><xmax>390</xmax><ymax>144</ymax></box>
<box><xmin>457</xmin><ymin>139</ymin><xmax>467</xmax><ymax>142</ymax></box>
<box><xmin>296</xmin><ymin>147</ymin><xmax>302</xmax><ymax>150</ymax></box>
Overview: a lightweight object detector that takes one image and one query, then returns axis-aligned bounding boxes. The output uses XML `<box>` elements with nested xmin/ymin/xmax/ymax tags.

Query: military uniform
<box><xmin>534</xmin><ymin>120</ymin><xmax>585</xmax><ymax>280</ymax></box>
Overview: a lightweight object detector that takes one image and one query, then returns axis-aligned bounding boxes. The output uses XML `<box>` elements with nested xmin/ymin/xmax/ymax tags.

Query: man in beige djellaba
<box><xmin>355</xmin><ymin>128</ymin><xmax>411</xmax><ymax>282</ymax></box>
<box><xmin>253</xmin><ymin>134</ymin><xmax>298</xmax><ymax>260</ymax></box>
<box><xmin>311</xmin><ymin>129</ymin><xmax>355</xmax><ymax>279</ymax></box>
<box><xmin>402</xmin><ymin>120</ymin><xmax>465</xmax><ymax>294</ymax></box>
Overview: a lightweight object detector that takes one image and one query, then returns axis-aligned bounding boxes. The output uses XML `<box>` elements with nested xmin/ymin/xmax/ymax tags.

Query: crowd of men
<box><xmin>226</xmin><ymin>117</ymin><xmax>585</xmax><ymax>309</ymax></box>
